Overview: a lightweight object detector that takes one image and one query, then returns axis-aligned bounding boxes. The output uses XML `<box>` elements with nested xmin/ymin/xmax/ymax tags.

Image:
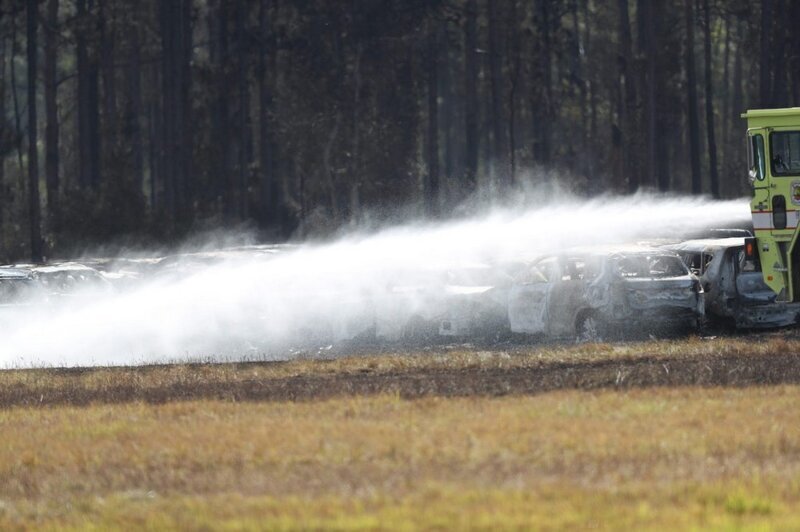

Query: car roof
<box><xmin>30</xmin><ymin>262</ymin><xmax>99</xmax><ymax>274</ymax></box>
<box><xmin>541</xmin><ymin>244</ymin><xmax>681</xmax><ymax>259</ymax></box>
<box><xmin>665</xmin><ymin>237</ymin><xmax>746</xmax><ymax>253</ymax></box>
<box><xmin>0</xmin><ymin>267</ymin><xmax>33</xmax><ymax>280</ymax></box>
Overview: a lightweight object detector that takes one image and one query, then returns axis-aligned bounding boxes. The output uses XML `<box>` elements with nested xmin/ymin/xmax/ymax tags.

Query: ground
<box><xmin>2</xmin><ymin>333</ymin><xmax>800</xmax><ymax>530</ymax></box>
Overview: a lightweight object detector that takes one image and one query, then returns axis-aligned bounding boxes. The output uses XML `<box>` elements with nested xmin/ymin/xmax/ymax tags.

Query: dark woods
<box><xmin>0</xmin><ymin>0</ymin><xmax>798</xmax><ymax>261</ymax></box>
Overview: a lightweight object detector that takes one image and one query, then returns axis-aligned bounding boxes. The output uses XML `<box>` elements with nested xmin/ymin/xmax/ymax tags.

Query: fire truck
<box><xmin>743</xmin><ymin>108</ymin><xmax>800</xmax><ymax>302</ymax></box>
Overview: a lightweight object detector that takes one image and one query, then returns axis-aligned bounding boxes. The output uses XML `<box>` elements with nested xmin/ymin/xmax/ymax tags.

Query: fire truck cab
<box><xmin>743</xmin><ymin>107</ymin><xmax>800</xmax><ymax>302</ymax></box>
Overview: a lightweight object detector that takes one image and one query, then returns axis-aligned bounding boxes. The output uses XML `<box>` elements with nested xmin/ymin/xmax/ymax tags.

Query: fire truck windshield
<box><xmin>770</xmin><ymin>131</ymin><xmax>800</xmax><ymax>176</ymax></box>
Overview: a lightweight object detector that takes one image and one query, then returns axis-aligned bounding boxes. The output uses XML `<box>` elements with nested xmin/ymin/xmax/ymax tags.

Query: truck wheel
<box><xmin>576</xmin><ymin>313</ymin><xmax>606</xmax><ymax>343</ymax></box>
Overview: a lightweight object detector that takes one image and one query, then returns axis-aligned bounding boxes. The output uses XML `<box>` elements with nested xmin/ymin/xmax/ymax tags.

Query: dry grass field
<box><xmin>2</xmin><ymin>334</ymin><xmax>800</xmax><ymax>529</ymax></box>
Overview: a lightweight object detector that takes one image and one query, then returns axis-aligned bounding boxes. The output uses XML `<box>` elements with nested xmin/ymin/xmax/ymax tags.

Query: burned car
<box><xmin>507</xmin><ymin>247</ymin><xmax>705</xmax><ymax>341</ymax></box>
<box><xmin>376</xmin><ymin>264</ymin><xmax>513</xmax><ymax>341</ymax></box>
<box><xmin>0</xmin><ymin>267</ymin><xmax>36</xmax><ymax>304</ymax></box>
<box><xmin>438</xmin><ymin>265</ymin><xmax>513</xmax><ymax>338</ymax></box>
<box><xmin>666</xmin><ymin>237</ymin><xmax>800</xmax><ymax>328</ymax></box>
<box><xmin>30</xmin><ymin>263</ymin><xmax>113</xmax><ymax>297</ymax></box>
<box><xmin>372</xmin><ymin>268</ymin><xmax>451</xmax><ymax>342</ymax></box>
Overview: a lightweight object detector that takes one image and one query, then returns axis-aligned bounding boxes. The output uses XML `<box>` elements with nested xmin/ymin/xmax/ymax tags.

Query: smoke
<box><xmin>0</xmin><ymin>192</ymin><xmax>750</xmax><ymax>368</ymax></box>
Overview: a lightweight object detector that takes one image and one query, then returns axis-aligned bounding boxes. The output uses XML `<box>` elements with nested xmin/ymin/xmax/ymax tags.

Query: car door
<box><xmin>544</xmin><ymin>257</ymin><xmax>589</xmax><ymax>337</ymax></box>
<box><xmin>507</xmin><ymin>259</ymin><xmax>556</xmax><ymax>334</ymax></box>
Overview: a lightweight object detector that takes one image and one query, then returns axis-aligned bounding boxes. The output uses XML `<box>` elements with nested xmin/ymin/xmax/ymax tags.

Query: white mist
<box><xmin>0</xmin><ymin>192</ymin><xmax>751</xmax><ymax>368</ymax></box>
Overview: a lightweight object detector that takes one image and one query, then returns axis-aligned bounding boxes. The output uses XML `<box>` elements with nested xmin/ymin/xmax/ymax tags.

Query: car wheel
<box><xmin>576</xmin><ymin>313</ymin><xmax>605</xmax><ymax>343</ymax></box>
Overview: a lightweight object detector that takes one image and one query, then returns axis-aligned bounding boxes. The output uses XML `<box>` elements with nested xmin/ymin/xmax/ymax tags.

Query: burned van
<box><xmin>507</xmin><ymin>247</ymin><xmax>704</xmax><ymax>341</ymax></box>
<box><xmin>666</xmin><ymin>237</ymin><xmax>800</xmax><ymax>328</ymax></box>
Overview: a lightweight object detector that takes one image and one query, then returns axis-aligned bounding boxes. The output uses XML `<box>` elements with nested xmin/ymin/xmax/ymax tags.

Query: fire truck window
<box><xmin>770</xmin><ymin>131</ymin><xmax>800</xmax><ymax>176</ymax></box>
<box><xmin>751</xmin><ymin>134</ymin><xmax>766</xmax><ymax>180</ymax></box>
<box><xmin>773</xmin><ymin>194</ymin><xmax>787</xmax><ymax>229</ymax></box>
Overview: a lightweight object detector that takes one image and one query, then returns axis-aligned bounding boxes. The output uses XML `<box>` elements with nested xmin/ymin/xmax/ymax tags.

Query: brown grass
<box><xmin>2</xmin><ymin>334</ymin><xmax>800</xmax><ymax>528</ymax></box>
<box><xmin>1</xmin><ymin>386</ymin><xmax>800</xmax><ymax>528</ymax></box>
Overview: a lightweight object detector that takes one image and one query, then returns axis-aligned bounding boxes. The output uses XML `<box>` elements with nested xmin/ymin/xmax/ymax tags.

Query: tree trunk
<box><xmin>439</xmin><ymin>18</ymin><xmax>455</xmax><ymax>203</ymax></box>
<box><xmin>322</xmin><ymin>113</ymin><xmax>340</xmax><ymax>220</ymax></box>
<box><xmin>487</xmin><ymin>0</ymin><xmax>508</xmax><ymax>187</ymax></box>
<box><xmin>508</xmin><ymin>0</ymin><xmax>521</xmax><ymax>185</ymax></box>
<box><xmin>426</xmin><ymin>15</ymin><xmax>440</xmax><ymax>216</ymax></box>
<box><xmin>463</xmin><ymin>0</ymin><xmax>478</xmax><ymax>194</ymax></box>
<box><xmin>0</xmin><ymin>25</ymin><xmax>7</xmax><ymax>239</ymax></box>
<box><xmin>570</xmin><ymin>0</ymin><xmax>587</xmax><ymax>178</ymax></box>
<box><xmin>770</xmin><ymin>0</ymin><xmax>787</xmax><ymax>107</ymax></box>
<box><xmin>759</xmin><ymin>0</ymin><xmax>773</xmax><ymax>106</ymax></box>
<box><xmin>730</xmin><ymin>17</ymin><xmax>745</xmax><ymax>196</ymax></box>
<box><xmin>701</xmin><ymin>0</ymin><xmax>719</xmax><ymax>198</ymax></box>
<box><xmin>11</xmin><ymin>12</ymin><xmax>25</xmax><ymax>179</ymax></box>
<box><xmin>721</xmin><ymin>13</ymin><xmax>731</xmax><ymax>175</ymax></box>
<box><xmin>77</xmin><ymin>0</ymin><xmax>100</xmax><ymax>189</ymax></box>
<box><xmin>258</xmin><ymin>0</ymin><xmax>277</xmax><ymax>227</ymax></box>
<box><xmin>160</xmin><ymin>1</ymin><xmax>176</xmax><ymax>217</ymax></box>
<box><xmin>583</xmin><ymin>0</ymin><xmax>596</xmax><ymax>178</ymax></box>
<box><xmin>180</xmin><ymin>0</ymin><xmax>193</xmax><ymax>218</ymax></box>
<box><xmin>210</xmin><ymin>0</ymin><xmax>232</xmax><ymax>220</ymax></box>
<box><xmin>99</xmin><ymin>0</ymin><xmax>116</xmax><ymax>139</ymax></box>
<box><xmin>790</xmin><ymin>2</ymin><xmax>800</xmax><ymax>104</ymax></box>
<box><xmin>618</xmin><ymin>0</ymin><xmax>637</xmax><ymax>191</ymax></box>
<box><xmin>125</xmin><ymin>11</ymin><xmax>144</xmax><ymax>198</ymax></box>
<box><xmin>44</xmin><ymin>0</ymin><xmax>59</xmax><ymax>230</ymax></box>
<box><xmin>160</xmin><ymin>0</ymin><xmax>193</xmax><ymax>222</ymax></box>
<box><xmin>148</xmin><ymin>99</ymin><xmax>159</xmax><ymax>207</ymax></box>
<box><xmin>349</xmin><ymin>43</ymin><xmax>363</xmax><ymax>221</ymax></box>
<box><xmin>642</xmin><ymin>0</ymin><xmax>658</xmax><ymax>189</ymax></box>
<box><xmin>236</xmin><ymin>0</ymin><xmax>248</xmax><ymax>219</ymax></box>
<box><xmin>27</xmin><ymin>0</ymin><xmax>43</xmax><ymax>262</ymax></box>
<box><xmin>685</xmin><ymin>0</ymin><xmax>701</xmax><ymax>194</ymax></box>
<box><xmin>533</xmin><ymin>0</ymin><xmax>553</xmax><ymax>165</ymax></box>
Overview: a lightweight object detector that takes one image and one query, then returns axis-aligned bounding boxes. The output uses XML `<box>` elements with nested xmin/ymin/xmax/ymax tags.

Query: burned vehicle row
<box><xmin>327</xmin><ymin>264</ymin><xmax>513</xmax><ymax>344</ymax></box>
<box><xmin>30</xmin><ymin>263</ymin><xmax>113</xmax><ymax>296</ymax></box>
<box><xmin>334</xmin><ymin>248</ymin><xmax>706</xmax><ymax>344</ymax></box>
<box><xmin>507</xmin><ymin>248</ymin><xmax>705</xmax><ymax>341</ymax></box>
<box><xmin>665</xmin><ymin>237</ymin><xmax>800</xmax><ymax>329</ymax></box>
<box><xmin>0</xmin><ymin>268</ymin><xmax>37</xmax><ymax>305</ymax></box>
<box><xmin>0</xmin><ymin>263</ymin><xmax>112</xmax><ymax>304</ymax></box>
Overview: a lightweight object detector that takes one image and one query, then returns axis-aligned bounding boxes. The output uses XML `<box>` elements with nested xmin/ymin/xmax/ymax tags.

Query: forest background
<box><xmin>0</xmin><ymin>0</ymin><xmax>796</xmax><ymax>261</ymax></box>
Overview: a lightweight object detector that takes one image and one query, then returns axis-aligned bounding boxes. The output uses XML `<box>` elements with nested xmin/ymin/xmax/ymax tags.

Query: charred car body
<box><xmin>30</xmin><ymin>263</ymin><xmax>113</xmax><ymax>296</ymax></box>
<box><xmin>507</xmin><ymin>247</ymin><xmax>705</xmax><ymax>341</ymax></box>
<box><xmin>0</xmin><ymin>268</ymin><xmax>36</xmax><ymax>304</ymax></box>
<box><xmin>437</xmin><ymin>265</ymin><xmax>513</xmax><ymax>338</ymax></box>
<box><xmin>371</xmin><ymin>265</ymin><xmax>510</xmax><ymax>342</ymax></box>
<box><xmin>666</xmin><ymin>237</ymin><xmax>800</xmax><ymax>328</ymax></box>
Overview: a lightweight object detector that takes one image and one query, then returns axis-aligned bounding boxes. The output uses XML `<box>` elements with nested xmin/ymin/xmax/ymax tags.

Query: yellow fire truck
<box><xmin>743</xmin><ymin>108</ymin><xmax>800</xmax><ymax>302</ymax></box>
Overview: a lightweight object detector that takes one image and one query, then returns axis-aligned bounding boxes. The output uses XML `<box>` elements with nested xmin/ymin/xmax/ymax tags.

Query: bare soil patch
<box><xmin>3</xmin><ymin>335</ymin><xmax>800</xmax><ymax>407</ymax></box>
